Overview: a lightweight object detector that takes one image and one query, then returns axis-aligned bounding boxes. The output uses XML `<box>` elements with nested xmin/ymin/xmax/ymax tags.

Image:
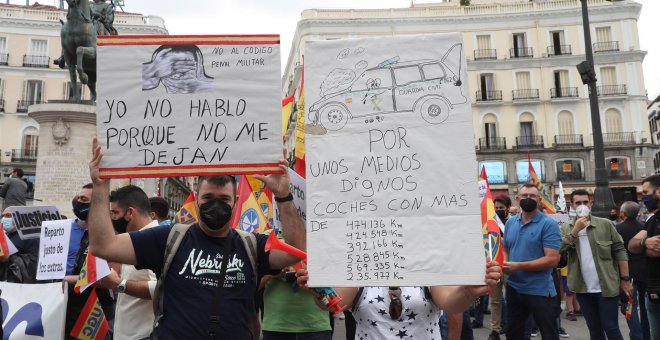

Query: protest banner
<box><xmin>273</xmin><ymin>168</ymin><xmax>306</xmax><ymax>232</ymax></box>
<box><xmin>36</xmin><ymin>219</ymin><xmax>72</xmax><ymax>280</ymax></box>
<box><xmin>0</xmin><ymin>282</ymin><xmax>67</xmax><ymax>340</ymax></box>
<box><xmin>304</xmin><ymin>33</ymin><xmax>483</xmax><ymax>286</ymax></box>
<box><xmin>96</xmin><ymin>35</ymin><xmax>283</xmax><ymax>178</ymax></box>
<box><xmin>8</xmin><ymin>206</ymin><xmax>62</xmax><ymax>240</ymax></box>
<box><xmin>547</xmin><ymin>213</ymin><xmax>570</xmax><ymax>228</ymax></box>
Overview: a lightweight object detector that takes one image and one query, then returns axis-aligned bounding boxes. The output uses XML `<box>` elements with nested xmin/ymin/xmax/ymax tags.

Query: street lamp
<box><xmin>576</xmin><ymin>0</ymin><xmax>616</xmax><ymax>218</ymax></box>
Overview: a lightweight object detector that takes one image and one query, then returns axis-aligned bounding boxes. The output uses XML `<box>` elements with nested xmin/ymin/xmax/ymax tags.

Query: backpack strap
<box><xmin>235</xmin><ymin>229</ymin><xmax>258</xmax><ymax>286</ymax></box>
<box><xmin>151</xmin><ymin>223</ymin><xmax>192</xmax><ymax>337</ymax></box>
<box><xmin>352</xmin><ymin>287</ymin><xmax>366</xmax><ymax>312</ymax></box>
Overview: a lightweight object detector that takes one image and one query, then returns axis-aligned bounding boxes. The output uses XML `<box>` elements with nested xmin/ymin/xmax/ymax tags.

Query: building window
<box><xmin>511</xmin><ymin>33</ymin><xmax>530</xmax><ymax>57</ymax></box>
<box><xmin>22</xmin><ymin>126</ymin><xmax>39</xmax><ymax>157</ymax></box>
<box><xmin>549</xmin><ymin>30</ymin><xmax>570</xmax><ymax>56</ymax></box>
<box><xmin>0</xmin><ymin>37</ymin><xmax>7</xmax><ymax>65</ymax></box>
<box><xmin>606</xmin><ymin>156</ymin><xmax>631</xmax><ymax>180</ymax></box>
<box><xmin>595</xmin><ymin>26</ymin><xmax>612</xmax><ymax>44</ymax></box>
<box><xmin>557</xmin><ymin>110</ymin><xmax>575</xmax><ymax>135</ymax></box>
<box><xmin>555</xmin><ymin>159</ymin><xmax>584</xmax><ymax>181</ymax></box>
<box><xmin>23</xmin><ymin>80</ymin><xmax>44</xmax><ymax>104</ymax></box>
<box><xmin>605</xmin><ymin>108</ymin><xmax>622</xmax><ymax>133</ymax></box>
<box><xmin>479</xmin><ymin>160</ymin><xmax>507</xmax><ymax>184</ymax></box>
<box><xmin>516</xmin><ymin>159</ymin><xmax>544</xmax><ymax>183</ymax></box>
<box><xmin>63</xmin><ymin>81</ymin><xmax>89</xmax><ymax>100</ymax></box>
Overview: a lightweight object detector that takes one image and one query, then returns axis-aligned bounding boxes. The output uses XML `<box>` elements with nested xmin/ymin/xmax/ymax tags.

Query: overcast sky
<box><xmin>30</xmin><ymin>0</ymin><xmax>660</xmax><ymax>98</ymax></box>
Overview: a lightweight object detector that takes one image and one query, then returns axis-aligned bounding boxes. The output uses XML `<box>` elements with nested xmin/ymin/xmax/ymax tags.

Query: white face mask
<box><xmin>576</xmin><ymin>205</ymin><xmax>590</xmax><ymax>217</ymax></box>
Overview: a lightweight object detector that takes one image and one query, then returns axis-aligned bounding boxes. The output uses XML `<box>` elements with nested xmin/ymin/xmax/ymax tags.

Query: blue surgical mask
<box><xmin>2</xmin><ymin>217</ymin><xmax>13</xmax><ymax>232</ymax></box>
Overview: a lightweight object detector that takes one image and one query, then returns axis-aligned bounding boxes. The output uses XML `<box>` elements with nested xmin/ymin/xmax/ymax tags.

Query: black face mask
<box><xmin>609</xmin><ymin>214</ymin><xmax>618</xmax><ymax>221</ymax></box>
<box><xmin>642</xmin><ymin>194</ymin><xmax>659</xmax><ymax>212</ymax></box>
<box><xmin>199</xmin><ymin>199</ymin><xmax>233</xmax><ymax>231</ymax></box>
<box><xmin>112</xmin><ymin>216</ymin><xmax>129</xmax><ymax>234</ymax></box>
<box><xmin>73</xmin><ymin>201</ymin><xmax>90</xmax><ymax>221</ymax></box>
<box><xmin>496</xmin><ymin>210</ymin><xmax>508</xmax><ymax>221</ymax></box>
<box><xmin>520</xmin><ymin>198</ymin><xmax>538</xmax><ymax>213</ymax></box>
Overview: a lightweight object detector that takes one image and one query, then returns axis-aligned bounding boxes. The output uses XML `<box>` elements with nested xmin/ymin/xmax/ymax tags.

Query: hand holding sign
<box><xmin>253</xmin><ymin>159</ymin><xmax>291</xmax><ymax>198</ymax></box>
<box><xmin>90</xmin><ymin>136</ymin><xmax>107</xmax><ymax>186</ymax></box>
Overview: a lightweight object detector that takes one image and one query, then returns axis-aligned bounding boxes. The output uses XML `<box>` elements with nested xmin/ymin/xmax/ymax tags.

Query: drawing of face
<box><xmin>143</xmin><ymin>44</ymin><xmax>215</xmax><ymax>94</ymax></box>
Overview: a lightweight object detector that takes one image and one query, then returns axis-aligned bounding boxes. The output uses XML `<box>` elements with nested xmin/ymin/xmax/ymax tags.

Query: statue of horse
<box><xmin>60</xmin><ymin>0</ymin><xmax>97</xmax><ymax>101</ymax></box>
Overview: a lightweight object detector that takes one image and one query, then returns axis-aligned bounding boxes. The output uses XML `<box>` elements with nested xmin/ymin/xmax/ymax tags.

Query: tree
<box><xmin>460</xmin><ymin>0</ymin><xmax>470</xmax><ymax>5</ymax></box>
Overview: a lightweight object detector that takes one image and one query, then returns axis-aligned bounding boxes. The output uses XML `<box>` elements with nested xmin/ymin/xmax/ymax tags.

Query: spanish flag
<box><xmin>294</xmin><ymin>65</ymin><xmax>306</xmax><ymax>178</ymax></box>
<box><xmin>527</xmin><ymin>152</ymin><xmax>556</xmax><ymax>213</ymax></box>
<box><xmin>74</xmin><ymin>251</ymin><xmax>111</xmax><ymax>294</ymax></box>
<box><xmin>282</xmin><ymin>92</ymin><xmax>295</xmax><ymax>136</ymax></box>
<box><xmin>480</xmin><ymin>167</ymin><xmax>504</xmax><ymax>268</ymax></box>
<box><xmin>229</xmin><ymin>176</ymin><xmax>268</xmax><ymax>233</ymax></box>
<box><xmin>625</xmin><ymin>295</ymin><xmax>633</xmax><ymax>321</ymax></box>
<box><xmin>0</xmin><ymin>226</ymin><xmax>9</xmax><ymax>257</ymax></box>
<box><xmin>174</xmin><ymin>191</ymin><xmax>199</xmax><ymax>225</ymax></box>
<box><xmin>70</xmin><ymin>288</ymin><xmax>110</xmax><ymax>340</ymax></box>
<box><xmin>257</xmin><ymin>189</ymin><xmax>273</xmax><ymax>226</ymax></box>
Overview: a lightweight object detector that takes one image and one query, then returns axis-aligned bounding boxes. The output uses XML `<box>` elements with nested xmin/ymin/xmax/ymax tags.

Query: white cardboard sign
<box><xmin>96</xmin><ymin>35</ymin><xmax>283</xmax><ymax>178</ymax></box>
<box><xmin>36</xmin><ymin>219</ymin><xmax>72</xmax><ymax>280</ymax></box>
<box><xmin>0</xmin><ymin>282</ymin><xmax>67</xmax><ymax>340</ymax></box>
<box><xmin>8</xmin><ymin>206</ymin><xmax>62</xmax><ymax>240</ymax></box>
<box><xmin>305</xmin><ymin>33</ymin><xmax>484</xmax><ymax>287</ymax></box>
<box><xmin>273</xmin><ymin>168</ymin><xmax>306</xmax><ymax>231</ymax></box>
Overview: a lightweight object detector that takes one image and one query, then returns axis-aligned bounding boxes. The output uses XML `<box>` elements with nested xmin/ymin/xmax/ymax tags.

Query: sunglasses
<box><xmin>388</xmin><ymin>287</ymin><xmax>403</xmax><ymax>320</ymax></box>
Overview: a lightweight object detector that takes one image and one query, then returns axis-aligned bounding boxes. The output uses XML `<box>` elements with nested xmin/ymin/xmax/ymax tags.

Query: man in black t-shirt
<box><xmin>86</xmin><ymin>137</ymin><xmax>306</xmax><ymax>340</ymax></box>
<box><xmin>629</xmin><ymin>174</ymin><xmax>660</xmax><ymax>339</ymax></box>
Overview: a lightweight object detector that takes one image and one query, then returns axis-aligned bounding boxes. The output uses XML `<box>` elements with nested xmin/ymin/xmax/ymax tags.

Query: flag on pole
<box><xmin>556</xmin><ymin>181</ymin><xmax>567</xmax><ymax>213</ymax></box>
<box><xmin>282</xmin><ymin>92</ymin><xmax>295</xmax><ymax>136</ymax></box>
<box><xmin>294</xmin><ymin>63</ymin><xmax>306</xmax><ymax>178</ymax></box>
<box><xmin>229</xmin><ymin>176</ymin><xmax>269</xmax><ymax>233</ymax></box>
<box><xmin>70</xmin><ymin>288</ymin><xmax>110</xmax><ymax>340</ymax></box>
<box><xmin>257</xmin><ymin>190</ymin><xmax>273</xmax><ymax>226</ymax></box>
<box><xmin>74</xmin><ymin>251</ymin><xmax>111</xmax><ymax>294</ymax></box>
<box><xmin>479</xmin><ymin>167</ymin><xmax>505</xmax><ymax>267</ymax></box>
<box><xmin>174</xmin><ymin>191</ymin><xmax>199</xmax><ymax>225</ymax></box>
<box><xmin>527</xmin><ymin>152</ymin><xmax>556</xmax><ymax>213</ymax></box>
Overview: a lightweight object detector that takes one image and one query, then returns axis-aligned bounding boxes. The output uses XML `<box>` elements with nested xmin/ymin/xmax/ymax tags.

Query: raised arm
<box><xmin>254</xmin><ymin>158</ymin><xmax>306</xmax><ymax>270</ymax></box>
<box><xmin>87</xmin><ymin>137</ymin><xmax>137</xmax><ymax>265</ymax></box>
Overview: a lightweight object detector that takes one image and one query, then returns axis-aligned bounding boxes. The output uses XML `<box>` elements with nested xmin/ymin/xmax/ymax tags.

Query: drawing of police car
<box><xmin>308</xmin><ymin>43</ymin><xmax>467</xmax><ymax>131</ymax></box>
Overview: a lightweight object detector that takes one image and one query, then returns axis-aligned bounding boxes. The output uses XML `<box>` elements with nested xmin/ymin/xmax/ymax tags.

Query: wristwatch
<box><xmin>620</xmin><ymin>276</ymin><xmax>631</xmax><ymax>282</ymax></box>
<box><xmin>117</xmin><ymin>279</ymin><xmax>128</xmax><ymax>293</ymax></box>
<box><xmin>274</xmin><ymin>192</ymin><xmax>294</xmax><ymax>203</ymax></box>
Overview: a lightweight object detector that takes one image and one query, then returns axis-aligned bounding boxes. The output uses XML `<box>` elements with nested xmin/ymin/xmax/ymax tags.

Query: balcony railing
<box><xmin>487</xmin><ymin>175</ymin><xmax>508</xmax><ymax>185</ymax></box>
<box><xmin>11</xmin><ymin>149</ymin><xmax>38</xmax><ymax>162</ymax></box>
<box><xmin>597</xmin><ymin>84</ymin><xmax>627</xmax><ymax>96</ymax></box>
<box><xmin>608</xmin><ymin>170</ymin><xmax>633</xmax><ymax>180</ymax></box>
<box><xmin>476</xmin><ymin>90</ymin><xmax>502</xmax><ymax>102</ymax></box>
<box><xmin>0</xmin><ymin>99</ymin><xmax>4</xmax><ymax>112</ymax></box>
<box><xmin>22</xmin><ymin>55</ymin><xmax>49</xmax><ymax>68</ymax></box>
<box><xmin>478</xmin><ymin>137</ymin><xmax>507</xmax><ymax>151</ymax></box>
<box><xmin>16</xmin><ymin>99</ymin><xmax>44</xmax><ymax>113</ymax></box>
<box><xmin>603</xmin><ymin>132</ymin><xmax>636</xmax><ymax>145</ymax></box>
<box><xmin>547</xmin><ymin>45</ymin><xmax>572</xmax><ymax>57</ymax></box>
<box><xmin>0</xmin><ymin>53</ymin><xmax>7</xmax><ymax>66</ymax></box>
<box><xmin>474</xmin><ymin>49</ymin><xmax>497</xmax><ymax>60</ymax></box>
<box><xmin>510</xmin><ymin>47</ymin><xmax>533</xmax><ymax>58</ymax></box>
<box><xmin>550</xmin><ymin>87</ymin><xmax>578</xmax><ymax>98</ymax></box>
<box><xmin>556</xmin><ymin>172</ymin><xmax>585</xmax><ymax>182</ymax></box>
<box><xmin>554</xmin><ymin>134</ymin><xmax>583</xmax><ymax>147</ymax></box>
<box><xmin>593</xmin><ymin>41</ymin><xmax>619</xmax><ymax>53</ymax></box>
<box><xmin>516</xmin><ymin>135</ymin><xmax>544</xmax><ymax>149</ymax></box>
<box><xmin>512</xmin><ymin>89</ymin><xmax>539</xmax><ymax>101</ymax></box>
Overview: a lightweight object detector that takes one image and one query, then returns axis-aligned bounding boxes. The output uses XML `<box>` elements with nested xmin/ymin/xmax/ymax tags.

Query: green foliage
<box><xmin>460</xmin><ymin>0</ymin><xmax>471</xmax><ymax>5</ymax></box>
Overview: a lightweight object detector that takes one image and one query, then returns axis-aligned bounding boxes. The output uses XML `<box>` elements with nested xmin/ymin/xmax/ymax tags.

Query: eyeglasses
<box><xmin>388</xmin><ymin>287</ymin><xmax>403</xmax><ymax>320</ymax></box>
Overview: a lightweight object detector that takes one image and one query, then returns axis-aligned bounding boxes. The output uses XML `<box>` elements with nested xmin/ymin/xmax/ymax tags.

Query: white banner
<box><xmin>96</xmin><ymin>35</ymin><xmax>283</xmax><ymax>178</ymax></box>
<box><xmin>0</xmin><ymin>282</ymin><xmax>67</xmax><ymax>340</ymax></box>
<box><xmin>273</xmin><ymin>168</ymin><xmax>306</xmax><ymax>232</ymax></box>
<box><xmin>36</xmin><ymin>220</ymin><xmax>72</xmax><ymax>280</ymax></box>
<box><xmin>8</xmin><ymin>206</ymin><xmax>62</xmax><ymax>240</ymax></box>
<box><xmin>305</xmin><ymin>33</ymin><xmax>484</xmax><ymax>287</ymax></box>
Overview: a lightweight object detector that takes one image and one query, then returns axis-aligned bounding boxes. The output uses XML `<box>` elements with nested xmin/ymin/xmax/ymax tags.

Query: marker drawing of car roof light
<box><xmin>378</xmin><ymin>56</ymin><xmax>400</xmax><ymax>68</ymax></box>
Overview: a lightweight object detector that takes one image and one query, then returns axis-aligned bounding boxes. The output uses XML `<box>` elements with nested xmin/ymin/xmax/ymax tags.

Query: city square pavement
<box><xmin>331</xmin><ymin>309</ymin><xmax>633</xmax><ymax>339</ymax></box>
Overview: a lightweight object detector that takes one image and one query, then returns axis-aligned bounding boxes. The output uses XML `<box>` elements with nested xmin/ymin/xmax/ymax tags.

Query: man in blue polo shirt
<box><xmin>503</xmin><ymin>183</ymin><xmax>561</xmax><ymax>340</ymax></box>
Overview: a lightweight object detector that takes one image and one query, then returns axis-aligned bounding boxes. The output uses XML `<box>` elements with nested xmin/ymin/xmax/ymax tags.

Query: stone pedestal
<box><xmin>28</xmin><ymin>102</ymin><xmax>128</xmax><ymax>218</ymax></box>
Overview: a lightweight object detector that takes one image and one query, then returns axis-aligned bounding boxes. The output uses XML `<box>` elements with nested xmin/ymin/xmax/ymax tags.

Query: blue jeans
<box><xmin>506</xmin><ymin>285</ymin><xmax>558</xmax><ymax>340</ymax></box>
<box><xmin>647</xmin><ymin>295</ymin><xmax>660</xmax><ymax>340</ymax></box>
<box><xmin>262</xmin><ymin>331</ymin><xmax>332</xmax><ymax>340</ymax></box>
<box><xmin>462</xmin><ymin>310</ymin><xmax>474</xmax><ymax>340</ymax></box>
<box><xmin>627</xmin><ymin>282</ymin><xmax>650</xmax><ymax>340</ymax></box>
<box><xmin>575</xmin><ymin>293</ymin><xmax>623</xmax><ymax>340</ymax></box>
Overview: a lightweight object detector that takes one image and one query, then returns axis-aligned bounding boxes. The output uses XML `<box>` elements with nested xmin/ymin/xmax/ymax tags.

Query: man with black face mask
<box><xmin>65</xmin><ymin>183</ymin><xmax>93</xmax><ymax>276</ymax></box>
<box><xmin>502</xmin><ymin>183</ymin><xmax>561</xmax><ymax>340</ymax></box>
<box><xmin>629</xmin><ymin>174</ymin><xmax>660</xmax><ymax>339</ymax></box>
<box><xmin>86</xmin><ymin>137</ymin><xmax>306</xmax><ymax>340</ymax></box>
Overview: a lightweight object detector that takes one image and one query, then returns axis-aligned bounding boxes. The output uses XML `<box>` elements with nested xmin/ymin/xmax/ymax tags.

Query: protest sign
<box><xmin>304</xmin><ymin>33</ymin><xmax>483</xmax><ymax>286</ymax></box>
<box><xmin>547</xmin><ymin>213</ymin><xmax>570</xmax><ymax>228</ymax></box>
<box><xmin>273</xmin><ymin>168</ymin><xmax>306</xmax><ymax>232</ymax></box>
<box><xmin>36</xmin><ymin>219</ymin><xmax>72</xmax><ymax>280</ymax></box>
<box><xmin>0</xmin><ymin>282</ymin><xmax>67</xmax><ymax>340</ymax></box>
<box><xmin>8</xmin><ymin>206</ymin><xmax>62</xmax><ymax>240</ymax></box>
<box><xmin>96</xmin><ymin>35</ymin><xmax>283</xmax><ymax>178</ymax></box>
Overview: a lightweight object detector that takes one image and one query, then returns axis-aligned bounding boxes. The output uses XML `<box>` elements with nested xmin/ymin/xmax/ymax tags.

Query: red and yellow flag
<box><xmin>174</xmin><ymin>191</ymin><xmax>199</xmax><ymax>225</ymax></box>
<box><xmin>0</xmin><ymin>227</ymin><xmax>9</xmax><ymax>257</ymax></box>
<box><xmin>282</xmin><ymin>92</ymin><xmax>295</xmax><ymax>136</ymax></box>
<box><xmin>480</xmin><ymin>167</ymin><xmax>505</xmax><ymax>267</ymax></box>
<box><xmin>74</xmin><ymin>251</ymin><xmax>111</xmax><ymax>294</ymax></box>
<box><xmin>229</xmin><ymin>176</ymin><xmax>269</xmax><ymax>233</ymax></box>
<box><xmin>257</xmin><ymin>190</ymin><xmax>273</xmax><ymax>226</ymax></box>
<box><xmin>527</xmin><ymin>152</ymin><xmax>556</xmax><ymax>213</ymax></box>
<box><xmin>70</xmin><ymin>288</ymin><xmax>110</xmax><ymax>340</ymax></box>
<box><xmin>294</xmin><ymin>64</ymin><xmax>306</xmax><ymax>178</ymax></box>
<box><xmin>625</xmin><ymin>295</ymin><xmax>633</xmax><ymax>321</ymax></box>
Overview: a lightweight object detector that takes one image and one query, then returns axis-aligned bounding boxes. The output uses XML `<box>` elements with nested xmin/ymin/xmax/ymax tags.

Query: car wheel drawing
<box><xmin>417</xmin><ymin>97</ymin><xmax>450</xmax><ymax>124</ymax></box>
<box><xmin>319</xmin><ymin>104</ymin><xmax>350</xmax><ymax>131</ymax></box>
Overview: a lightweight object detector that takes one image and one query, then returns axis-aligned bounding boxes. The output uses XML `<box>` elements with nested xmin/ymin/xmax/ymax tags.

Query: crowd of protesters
<box><xmin>1</xmin><ymin>157</ymin><xmax>660</xmax><ymax>340</ymax></box>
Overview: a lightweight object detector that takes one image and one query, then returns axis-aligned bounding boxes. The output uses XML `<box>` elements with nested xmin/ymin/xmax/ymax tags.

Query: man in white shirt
<box><xmin>105</xmin><ymin>185</ymin><xmax>158</xmax><ymax>339</ymax></box>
